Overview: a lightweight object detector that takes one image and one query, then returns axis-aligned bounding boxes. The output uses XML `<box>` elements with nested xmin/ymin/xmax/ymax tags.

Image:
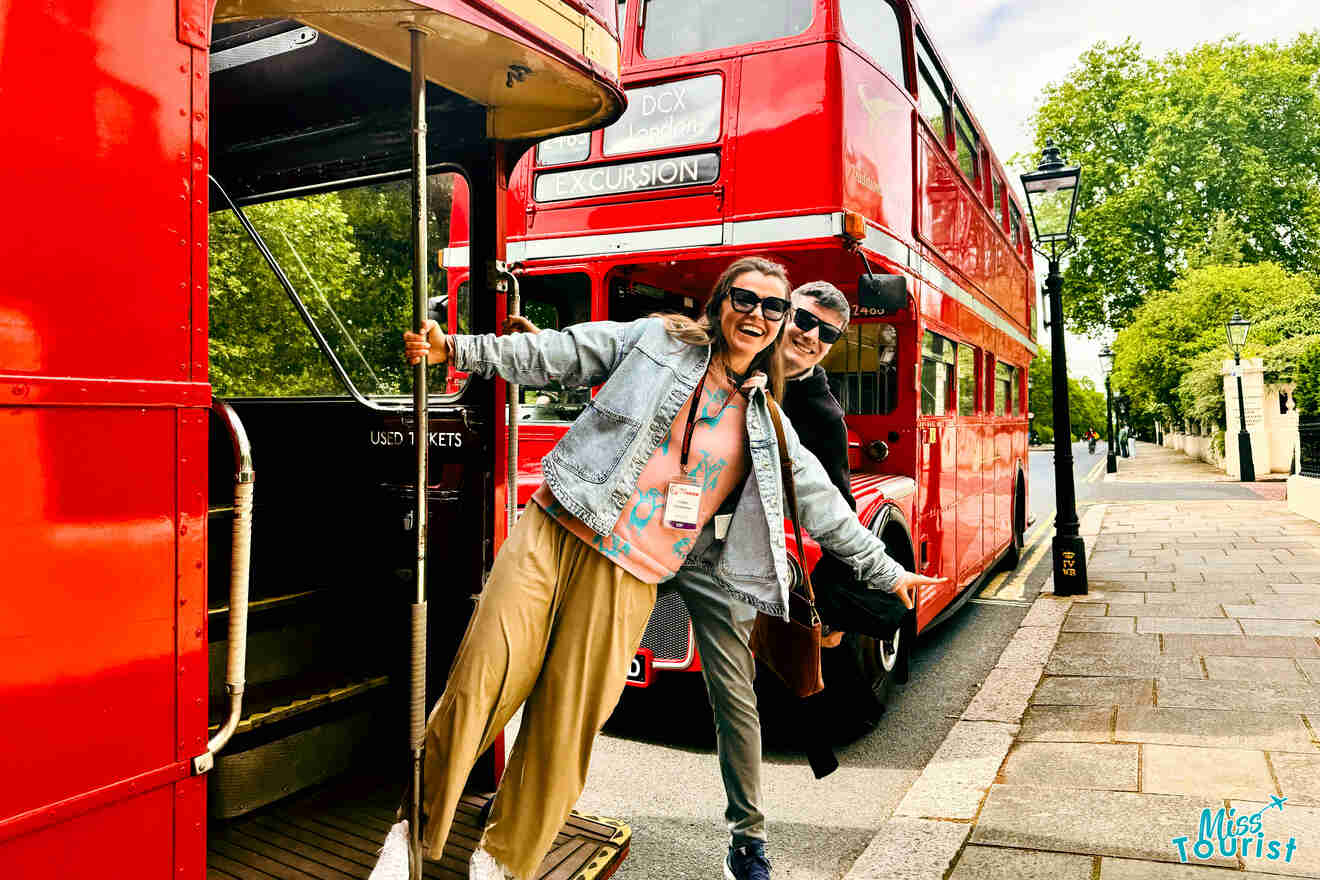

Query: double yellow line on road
<box><xmin>978</xmin><ymin>512</ymin><xmax>1055</xmax><ymax>602</ymax></box>
<box><xmin>1084</xmin><ymin>455</ymin><xmax>1106</xmax><ymax>484</ymax></box>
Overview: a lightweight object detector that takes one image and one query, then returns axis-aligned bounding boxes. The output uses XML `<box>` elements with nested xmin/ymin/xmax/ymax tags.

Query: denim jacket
<box><xmin>452</xmin><ymin>317</ymin><xmax>904</xmax><ymax>618</ymax></box>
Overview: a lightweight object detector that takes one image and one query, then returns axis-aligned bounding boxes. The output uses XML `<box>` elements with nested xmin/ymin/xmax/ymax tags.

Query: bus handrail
<box><xmin>193</xmin><ymin>397</ymin><xmax>254</xmax><ymax>775</ymax></box>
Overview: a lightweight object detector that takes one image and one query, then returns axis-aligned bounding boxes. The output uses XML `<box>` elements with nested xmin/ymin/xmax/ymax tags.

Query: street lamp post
<box><xmin>1227</xmin><ymin>310</ymin><xmax>1255</xmax><ymax>482</ymax></box>
<box><xmin>1100</xmin><ymin>345</ymin><xmax>1117</xmax><ymax>474</ymax></box>
<box><xmin>1021</xmin><ymin>139</ymin><xmax>1087</xmax><ymax>596</ymax></box>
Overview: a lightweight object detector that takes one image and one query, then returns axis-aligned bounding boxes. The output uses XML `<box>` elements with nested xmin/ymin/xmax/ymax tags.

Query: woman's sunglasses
<box><xmin>728</xmin><ymin>286</ymin><xmax>790</xmax><ymax>321</ymax></box>
<box><xmin>792</xmin><ymin>309</ymin><xmax>844</xmax><ymax>344</ymax></box>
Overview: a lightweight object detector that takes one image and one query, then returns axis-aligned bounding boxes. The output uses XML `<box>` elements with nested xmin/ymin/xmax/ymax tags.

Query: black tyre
<box><xmin>1003</xmin><ymin>475</ymin><xmax>1027</xmax><ymax>568</ymax></box>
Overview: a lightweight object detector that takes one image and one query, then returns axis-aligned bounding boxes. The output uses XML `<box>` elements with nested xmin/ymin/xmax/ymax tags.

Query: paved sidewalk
<box><xmin>844</xmin><ymin>499</ymin><xmax>1320</xmax><ymax>879</ymax></box>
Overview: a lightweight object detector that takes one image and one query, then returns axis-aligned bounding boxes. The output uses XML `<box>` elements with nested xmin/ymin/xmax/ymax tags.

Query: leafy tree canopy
<box><xmin>1029</xmin><ymin>349</ymin><xmax>1107</xmax><ymax>442</ymax></box>
<box><xmin>1111</xmin><ymin>262</ymin><xmax>1320</xmax><ymax>424</ymax></box>
<box><xmin>1028</xmin><ymin>33</ymin><xmax>1320</xmax><ymax>332</ymax></box>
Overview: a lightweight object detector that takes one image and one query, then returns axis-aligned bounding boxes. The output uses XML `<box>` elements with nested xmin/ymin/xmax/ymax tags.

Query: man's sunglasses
<box><xmin>792</xmin><ymin>309</ymin><xmax>844</xmax><ymax>344</ymax></box>
<box><xmin>728</xmin><ymin>286</ymin><xmax>790</xmax><ymax>321</ymax></box>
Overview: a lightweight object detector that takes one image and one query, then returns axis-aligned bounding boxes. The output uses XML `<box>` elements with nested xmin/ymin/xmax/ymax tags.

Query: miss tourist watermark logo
<box><xmin>1171</xmin><ymin>796</ymin><xmax>1298</xmax><ymax>865</ymax></box>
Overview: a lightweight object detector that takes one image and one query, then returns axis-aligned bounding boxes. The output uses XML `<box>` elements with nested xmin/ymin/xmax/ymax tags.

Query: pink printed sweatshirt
<box><xmin>532</xmin><ymin>368</ymin><xmax>760</xmax><ymax>583</ymax></box>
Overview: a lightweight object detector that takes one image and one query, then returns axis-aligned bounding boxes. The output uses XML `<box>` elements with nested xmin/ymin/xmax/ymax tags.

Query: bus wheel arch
<box><xmin>1006</xmin><ymin>465</ymin><xmax>1027</xmax><ymax>567</ymax></box>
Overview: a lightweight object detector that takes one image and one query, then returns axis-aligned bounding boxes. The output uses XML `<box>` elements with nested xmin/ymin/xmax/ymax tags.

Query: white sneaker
<box><xmin>469</xmin><ymin>845</ymin><xmax>515</xmax><ymax>880</ymax></box>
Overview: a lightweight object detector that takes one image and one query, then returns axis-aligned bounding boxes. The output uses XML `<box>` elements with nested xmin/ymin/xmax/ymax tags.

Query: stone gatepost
<box><xmin>1222</xmin><ymin>357</ymin><xmax>1267</xmax><ymax>477</ymax></box>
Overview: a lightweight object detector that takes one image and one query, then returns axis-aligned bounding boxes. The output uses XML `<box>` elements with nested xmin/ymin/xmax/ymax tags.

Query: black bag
<box><xmin>812</xmin><ymin>553</ymin><xmax>913</xmax><ymax>685</ymax></box>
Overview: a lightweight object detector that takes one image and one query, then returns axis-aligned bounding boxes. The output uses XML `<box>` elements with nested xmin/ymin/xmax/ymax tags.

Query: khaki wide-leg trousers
<box><xmin>421</xmin><ymin>503</ymin><xmax>656</xmax><ymax>879</ymax></box>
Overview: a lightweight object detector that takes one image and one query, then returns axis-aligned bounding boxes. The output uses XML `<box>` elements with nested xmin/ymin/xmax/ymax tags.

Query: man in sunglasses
<box><xmin>780</xmin><ymin>281</ymin><xmax>852</xmax><ymax>509</ymax></box>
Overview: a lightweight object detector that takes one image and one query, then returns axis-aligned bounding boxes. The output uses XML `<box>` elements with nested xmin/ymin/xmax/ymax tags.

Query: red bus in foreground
<box><xmin>443</xmin><ymin>0</ymin><xmax>1037</xmax><ymax>708</ymax></box>
<box><xmin>1</xmin><ymin>2</ymin><xmax>631</xmax><ymax>878</ymax></box>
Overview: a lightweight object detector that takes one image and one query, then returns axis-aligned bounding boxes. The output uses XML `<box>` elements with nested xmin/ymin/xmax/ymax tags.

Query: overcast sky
<box><xmin>914</xmin><ymin>0</ymin><xmax>1320</xmax><ymax>386</ymax></box>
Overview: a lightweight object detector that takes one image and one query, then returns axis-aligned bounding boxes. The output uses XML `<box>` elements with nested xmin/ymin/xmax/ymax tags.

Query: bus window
<box><xmin>993</xmin><ymin>176</ymin><xmax>1006</xmax><ymax>226</ymax></box>
<box><xmin>995</xmin><ymin>361</ymin><xmax>1015</xmax><ymax>416</ymax></box>
<box><xmin>954</xmin><ymin>101</ymin><xmax>980</xmax><ymax>183</ymax></box>
<box><xmin>822</xmin><ymin>323</ymin><xmax>899</xmax><ymax>415</ymax></box>
<box><xmin>516</xmin><ymin>273</ymin><xmax>592</xmax><ymax>423</ymax></box>
<box><xmin>920</xmin><ymin>330</ymin><xmax>956</xmax><ymax>416</ymax></box>
<box><xmin>958</xmin><ymin>343</ymin><xmax>978</xmax><ymax>415</ymax></box>
<box><xmin>1010</xmin><ymin>202</ymin><xmax>1023</xmax><ymax>250</ymax></box>
<box><xmin>839</xmin><ymin>0</ymin><xmax>906</xmax><ymax>86</ymax></box>
<box><xmin>915</xmin><ymin>31</ymin><xmax>950</xmax><ymax>143</ymax></box>
<box><xmin>641</xmin><ymin>0</ymin><xmax>813</xmax><ymax>59</ymax></box>
<box><xmin>209</xmin><ymin>171</ymin><xmax>467</xmax><ymax>399</ymax></box>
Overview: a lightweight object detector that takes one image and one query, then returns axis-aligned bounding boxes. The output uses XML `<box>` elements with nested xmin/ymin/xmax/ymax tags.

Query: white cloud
<box><xmin>912</xmin><ymin>0</ymin><xmax>1320</xmax><ymax>384</ymax></box>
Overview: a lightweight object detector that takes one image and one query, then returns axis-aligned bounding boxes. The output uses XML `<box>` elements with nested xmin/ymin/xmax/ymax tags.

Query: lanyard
<box><xmin>679</xmin><ymin>367</ymin><xmax>740</xmax><ymax>471</ymax></box>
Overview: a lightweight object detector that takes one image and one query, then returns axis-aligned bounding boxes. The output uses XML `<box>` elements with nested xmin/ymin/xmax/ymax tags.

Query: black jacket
<box><xmin>781</xmin><ymin>366</ymin><xmax>854</xmax><ymax>512</ymax></box>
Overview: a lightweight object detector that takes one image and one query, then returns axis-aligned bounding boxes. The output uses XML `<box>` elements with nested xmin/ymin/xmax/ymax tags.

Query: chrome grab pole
<box><xmin>504</xmin><ymin>270</ymin><xmax>521</xmax><ymax>537</ymax></box>
<box><xmin>406</xmin><ymin>24</ymin><xmax>431</xmax><ymax>880</ymax></box>
<box><xmin>192</xmin><ymin>398</ymin><xmax>254</xmax><ymax>775</ymax></box>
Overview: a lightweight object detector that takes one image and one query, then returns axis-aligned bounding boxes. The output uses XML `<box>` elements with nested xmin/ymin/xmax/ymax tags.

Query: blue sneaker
<box><xmin>724</xmin><ymin>840</ymin><xmax>771</xmax><ymax>880</ymax></box>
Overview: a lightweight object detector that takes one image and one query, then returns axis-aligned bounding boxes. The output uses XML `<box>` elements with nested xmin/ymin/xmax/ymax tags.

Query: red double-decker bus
<box><xmin>442</xmin><ymin>0</ymin><xmax>1037</xmax><ymax>707</ymax></box>
<box><xmin>1</xmin><ymin>2</ymin><xmax>634</xmax><ymax>878</ymax></box>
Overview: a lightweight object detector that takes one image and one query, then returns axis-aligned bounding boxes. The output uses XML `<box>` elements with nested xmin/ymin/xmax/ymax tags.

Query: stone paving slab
<box><xmin>1099</xmin><ymin>857</ymin><xmax>1292</xmax><ymax>879</ymax></box>
<box><xmin>1075</xmin><ymin>590</ymin><xmax>1151</xmax><ymax>603</ymax></box>
<box><xmin>1155</xmin><ymin>678</ymin><xmax>1320</xmax><ymax>712</ymax></box>
<box><xmin>1148</xmin><ymin>590</ymin><xmax>1272</xmax><ymax>602</ymax></box>
<box><xmin>842</xmin><ymin>817</ymin><xmax>969</xmax><ymax>880</ymax></box>
<box><xmin>1241</xmin><ymin>619</ymin><xmax>1320</xmax><ymax>637</ymax></box>
<box><xmin>1301</xmin><ymin>659</ymin><xmax>1320</xmax><ymax>683</ymax></box>
<box><xmin>1271</xmin><ymin>583</ymin><xmax>1320</xmax><ymax>593</ymax></box>
<box><xmin>1067</xmin><ymin>603</ymin><xmax>1109</xmax><ymax>616</ymax></box>
<box><xmin>1031</xmin><ymin>676</ymin><xmax>1154</xmax><ymax>707</ymax></box>
<box><xmin>948</xmin><ymin>845</ymin><xmax>1093</xmax><ymax>880</ymax></box>
<box><xmin>1230</xmin><ymin>800</ymin><xmax>1320</xmax><ymax>877</ymax></box>
<box><xmin>1141</xmin><ymin>744</ymin><xmax>1274</xmax><ymax>800</ymax></box>
<box><xmin>1018</xmin><ymin>706</ymin><xmax>1115</xmax><ymax>742</ymax></box>
<box><xmin>1063</xmin><ymin>616</ymin><xmax>1137</xmax><ymax>633</ymax></box>
<box><xmin>894</xmin><ymin>721</ymin><xmax>1017</xmax><ymax>820</ymax></box>
<box><xmin>1057</xmin><ymin>632</ymin><xmax>1160</xmax><ymax>655</ymax></box>
<box><xmin>1269</xmin><ymin>752</ymin><xmax>1320</xmax><ymax>806</ymax></box>
<box><xmin>970</xmin><ymin>784</ymin><xmax>1236</xmax><ymax>866</ymax></box>
<box><xmin>1115</xmin><ymin>707</ymin><xmax>1317</xmax><ymax>752</ymax></box>
<box><xmin>1137</xmin><ymin>618</ymin><xmax>1242</xmax><ymax>635</ymax></box>
<box><xmin>1203</xmin><ymin>656</ymin><xmax>1309</xmax><ymax>682</ymax></box>
<box><xmin>1159</xmin><ymin>634</ymin><xmax>1320</xmax><ymax>658</ymax></box>
<box><xmin>1226</xmin><ymin>601</ymin><xmax>1320</xmax><ymax>619</ymax></box>
<box><xmin>1047</xmin><ymin>653</ymin><xmax>1203</xmax><ymax>678</ymax></box>
<box><xmin>998</xmin><ymin>742</ymin><xmax>1138</xmax><ymax>791</ymax></box>
<box><xmin>1129</xmin><ymin>604</ymin><xmax>1232</xmax><ymax>618</ymax></box>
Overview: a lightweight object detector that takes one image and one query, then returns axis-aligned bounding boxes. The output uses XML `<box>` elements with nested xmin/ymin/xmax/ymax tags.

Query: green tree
<box><xmin>1111</xmin><ymin>262</ymin><xmax>1320</xmax><ymax>425</ymax></box>
<box><xmin>1029</xmin><ymin>350</ymin><xmax>1107</xmax><ymax>442</ymax></box>
<box><xmin>1028</xmin><ymin>34</ymin><xmax>1320</xmax><ymax>333</ymax></box>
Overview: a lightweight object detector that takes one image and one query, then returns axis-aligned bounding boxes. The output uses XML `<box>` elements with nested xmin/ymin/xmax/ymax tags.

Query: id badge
<box><xmin>663</xmin><ymin>474</ymin><xmax>703</xmax><ymax>531</ymax></box>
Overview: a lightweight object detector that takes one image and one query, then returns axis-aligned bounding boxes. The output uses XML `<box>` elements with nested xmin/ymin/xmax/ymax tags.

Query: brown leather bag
<box><xmin>748</xmin><ymin>400</ymin><xmax>825</xmax><ymax>698</ymax></box>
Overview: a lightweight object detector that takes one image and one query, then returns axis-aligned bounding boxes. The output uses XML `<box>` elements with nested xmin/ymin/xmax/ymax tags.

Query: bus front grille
<box><xmin>639</xmin><ymin>589</ymin><xmax>693</xmax><ymax>666</ymax></box>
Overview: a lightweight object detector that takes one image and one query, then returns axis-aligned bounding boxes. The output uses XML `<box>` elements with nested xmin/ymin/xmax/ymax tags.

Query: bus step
<box><xmin>207</xmin><ymin>775</ymin><xmax>630</xmax><ymax>880</ymax></box>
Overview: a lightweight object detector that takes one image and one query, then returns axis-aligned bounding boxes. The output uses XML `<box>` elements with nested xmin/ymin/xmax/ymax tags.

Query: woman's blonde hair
<box><xmin>660</xmin><ymin>256</ymin><xmax>791</xmax><ymax>400</ymax></box>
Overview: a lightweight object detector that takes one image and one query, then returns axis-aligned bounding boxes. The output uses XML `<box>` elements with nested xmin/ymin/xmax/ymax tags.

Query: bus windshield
<box><xmin>641</xmin><ymin>0</ymin><xmax>813</xmax><ymax>58</ymax></box>
<box><xmin>822</xmin><ymin>323</ymin><xmax>900</xmax><ymax>415</ymax></box>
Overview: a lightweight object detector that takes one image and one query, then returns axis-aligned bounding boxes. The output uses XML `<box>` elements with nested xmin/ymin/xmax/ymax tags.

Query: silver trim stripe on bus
<box><xmin>441</xmin><ymin>213</ymin><xmax>1037</xmax><ymax>355</ymax></box>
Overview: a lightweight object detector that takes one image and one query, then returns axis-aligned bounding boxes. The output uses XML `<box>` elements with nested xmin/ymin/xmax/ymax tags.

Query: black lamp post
<box><xmin>1100</xmin><ymin>345</ymin><xmax>1117</xmax><ymax>474</ymax></box>
<box><xmin>1021</xmin><ymin>138</ymin><xmax>1087</xmax><ymax>595</ymax></box>
<box><xmin>1227</xmin><ymin>310</ymin><xmax>1255</xmax><ymax>482</ymax></box>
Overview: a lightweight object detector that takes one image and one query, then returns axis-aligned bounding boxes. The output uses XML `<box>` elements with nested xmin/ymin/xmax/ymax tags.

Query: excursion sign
<box><xmin>534</xmin><ymin>152</ymin><xmax>719</xmax><ymax>202</ymax></box>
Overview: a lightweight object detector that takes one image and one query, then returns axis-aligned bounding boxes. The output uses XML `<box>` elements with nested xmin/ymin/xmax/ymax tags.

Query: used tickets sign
<box><xmin>534</xmin><ymin>152</ymin><xmax>719</xmax><ymax>202</ymax></box>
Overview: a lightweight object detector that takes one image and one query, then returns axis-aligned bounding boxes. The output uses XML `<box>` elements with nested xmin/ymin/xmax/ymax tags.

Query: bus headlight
<box><xmin>865</xmin><ymin>440</ymin><xmax>890</xmax><ymax>462</ymax></box>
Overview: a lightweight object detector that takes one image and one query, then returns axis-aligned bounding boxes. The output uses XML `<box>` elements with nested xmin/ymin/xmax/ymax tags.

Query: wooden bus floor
<box><xmin>206</xmin><ymin>773</ymin><xmax>631</xmax><ymax>880</ymax></box>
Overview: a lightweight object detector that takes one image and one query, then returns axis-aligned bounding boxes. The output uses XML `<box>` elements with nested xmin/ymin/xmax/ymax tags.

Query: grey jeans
<box><xmin>672</xmin><ymin>546</ymin><xmax>765</xmax><ymax>845</ymax></box>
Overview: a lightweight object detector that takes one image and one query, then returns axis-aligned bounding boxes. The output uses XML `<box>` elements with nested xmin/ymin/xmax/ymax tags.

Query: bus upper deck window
<box><xmin>957</xmin><ymin>344</ymin><xmax>978</xmax><ymax>415</ymax></box>
<box><xmin>839</xmin><ymin>0</ymin><xmax>906</xmax><ymax>87</ymax></box>
<box><xmin>916</xmin><ymin>31</ymin><xmax>950</xmax><ymax>143</ymax></box>
<box><xmin>822</xmin><ymin>323</ymin><xmax>898</xmax><ymax>416</ymax></box>
<box><xmin>920</xmin><ymin>330</ymin><xmax>955</xmax><ymax>416</ymax></box>
<box><xmin>641</xmin><ymin>0</ymin><xmax>813</xmax><ymax>59</ymax></box>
